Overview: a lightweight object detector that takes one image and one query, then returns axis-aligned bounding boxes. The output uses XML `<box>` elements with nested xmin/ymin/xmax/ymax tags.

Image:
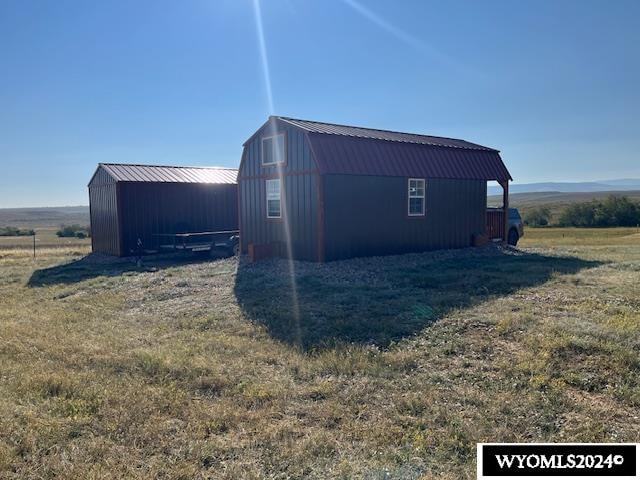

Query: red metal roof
<box><xmin>307</xmin><ymin>133</ymin><xmax>512</xmax><ymax>181</ymax></box>
<box><xmin>247</xmin><ymin>116</ymin><xmax>513</xmax><ymax>181</ymax></box>
<box><xmin>279</xmin><ymin>116</ymin><xmax>498</xmax><ymax>151</ymax></box>
<box><xmin>97</xmin><ymin>163</ymin><xmax>238</xmax><ymax>184</ymax></box>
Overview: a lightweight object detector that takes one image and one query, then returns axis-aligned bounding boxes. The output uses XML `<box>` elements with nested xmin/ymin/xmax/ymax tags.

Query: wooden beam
<box><xmin>500</xmin><ymin>180</ymin><xmax>509</xmax><ymax>244</ymax></box>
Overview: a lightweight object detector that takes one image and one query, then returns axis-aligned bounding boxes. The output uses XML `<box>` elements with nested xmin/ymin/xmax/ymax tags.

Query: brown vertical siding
<box><xmin>117</xmin><ymin>183</ymin><xmax>238</xmax><ymax>255</ymax></box>
<box><xmin>238</xmin><ymin>119</ymin><xmax>319</xmax><ymax>261</ymax></box>
<box><xmin>316</xmin><ymin>171</ymin><xmax>325</xmax><ymax>262</ymax></box>
<box><xmin>240</xmin><ymin>121</ymin><xmax>316</xmax><ymax>177</ymax></box>
<box><xmin>238</xmin><ymin>175</ymin><xmax>318</xmax><ymax>261</ymax></box>
<box><xmin>88</xmin><ymin>182</ymin><xmax>121</xmax><ymax>256</ymax></box>
<box><xmin>322</xmin><ymin>175</ymin><xmax>486</xmax><ymax>261</ymax></box>
<box><xmin>238</xmin><ymin>117</ymin><xmax>510</xmax><ymax>262</ymax></box>
<box><xmin>89</xmin><ymin>165</ymin><xmax>238</xmax><ymax>257</ymax></box>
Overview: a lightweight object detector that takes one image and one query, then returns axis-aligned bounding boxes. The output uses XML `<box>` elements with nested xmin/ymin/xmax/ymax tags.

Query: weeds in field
<box><xmin>0</xmin><ymin>231</ymin><xmax>638</xmax><ymax>478</ymax></box>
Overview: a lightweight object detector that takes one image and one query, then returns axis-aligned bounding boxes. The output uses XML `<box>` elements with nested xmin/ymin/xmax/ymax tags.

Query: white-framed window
<box><xmin>266</xmin><ymin>178</ymin><xmax>281</xmax><ymax>218</ymax></box>
<box><xmin>262</xmin><ymin>133</ymin><xmax>286</xmax><ymax>165</ymax></box>
<box><xmin>408</xmin><ymin>178</ymin><xmax>426</xmax><ymax>216</ymax></box>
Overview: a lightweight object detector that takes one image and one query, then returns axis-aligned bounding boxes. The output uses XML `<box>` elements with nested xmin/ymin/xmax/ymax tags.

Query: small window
<box><xmin>408</xmin><ymin>178</ymin><xmax>425</xmax><ymax>216</ymax></box>
<box><xmin>262</xmin><ymin>134</ymin><xmax>286</xmax><ymax>165</ymax></box>
<box><xmin>266</xmin><ymin>179</ymin><xmax>281</xmax><ymax>218</ymax></box>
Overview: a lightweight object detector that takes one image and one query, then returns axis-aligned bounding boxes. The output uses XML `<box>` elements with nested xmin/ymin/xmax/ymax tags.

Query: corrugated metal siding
<box><xmin>88</xmin><ymin>166</ymin><xmax>116</xmax><ymax>187</ymax></box>
<box><xmin>99</xmin><ymin>164</ymin><xmax>238</xmax><ymax>184</ymax></box>
<box><xmin>88</xmin><ymin>182</ymin><xmax>121</xmax><ymax>256</ymax></box>
<box><xmin>238</xmin><ymin>121</ymin><xmax>319</xmax><ymax>261</ymax></box>
<box><xmin>322</xmin><ymin>175</ymin><xmax>487</xmax><ymax>261</ymax></box>
<box><xmin>89</xmin><ymin>164</ymin><xmax>238</xmax><ymax>256</ymax></box>
<box><xmin>278</xmin><ymin>116</ymin><xmax>495</xmax><ymax>151</ymax></box>
<box><xmin>118</xmin><ymin>183</ymin><xmax>238</xmax><ymax>255</ymax></box>
<box><xmin>309</xmin><ymin>134</ymin><xmax>511</xmax><ymax>181</ymax></box>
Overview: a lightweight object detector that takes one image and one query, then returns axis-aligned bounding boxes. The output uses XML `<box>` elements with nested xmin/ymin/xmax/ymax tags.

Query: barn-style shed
<box><xmin>238</xmin><ymin>116</ymin><xmax>512</xmax><ymax>262</ymax></box>
<box><xmin>88</xmin><ymin>163</ymin><xmax>238</xmax><ymax>256</ymax></box>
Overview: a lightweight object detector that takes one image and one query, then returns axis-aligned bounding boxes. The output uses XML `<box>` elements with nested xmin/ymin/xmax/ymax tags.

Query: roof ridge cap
<box><xmin>101</xmin><ymin>163</ymin><xmax>237</xmax><ymax>171</ymax></box>
<box><xmin>278</xmin><ymin>116</ymin><xmax>496</xmax><ymax>151</ymax></box>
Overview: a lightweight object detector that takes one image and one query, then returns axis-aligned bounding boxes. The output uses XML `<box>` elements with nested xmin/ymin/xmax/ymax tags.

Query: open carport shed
<box><xmin>88</xmin><ymin>163</ymin><xmax>238</xmax><ymax>256</ymax></box>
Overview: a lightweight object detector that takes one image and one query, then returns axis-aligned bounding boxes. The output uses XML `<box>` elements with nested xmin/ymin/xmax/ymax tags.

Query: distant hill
<box><xmin>487</xmin><ymin>190</ymin><xmax>640</xmax><ymax>224</ymax></box>
<box><xmin>3</xmin><ymin>187</ymin><xmax>640</xmax><ymax>229</ymax></box>
<box><xmin>0</xmin><ymin>206</ymin><xmax>89</xmax><ymax>228</ymax></box>
<box><xmin>488</xmin><ymin>179</ymin><xmax>640</xmax><ymax>195</ymax></box>
<box><xmin>488</xmin><ymin>190</ymin><xmax>640</xmax><ymax>208</ymax></box>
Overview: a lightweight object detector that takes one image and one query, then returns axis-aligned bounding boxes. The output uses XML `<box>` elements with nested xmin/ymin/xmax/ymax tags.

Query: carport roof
<box><xmin>93</xmin><ymin>163</ymin><xmax>238</xmax><ymax>185</ymax></box>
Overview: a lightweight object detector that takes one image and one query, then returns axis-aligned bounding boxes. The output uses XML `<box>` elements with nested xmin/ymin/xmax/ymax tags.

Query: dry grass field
<box><xmin>0</xmin><ymin>228</ymin><xmax>638</xmax><ymax>478</ymax></box>
<box><xmin>0</xmin><ymin>227</ymin><xmax>91</xmax><ymax>252</ymax></box>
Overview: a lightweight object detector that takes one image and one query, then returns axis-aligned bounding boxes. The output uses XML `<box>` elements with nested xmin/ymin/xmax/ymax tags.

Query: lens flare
<box><xmin>252</xmin><ymin>0</ymin><xmax>302</xmax><ymax>345</ymax></box>
<box><xmin>340</xmin><ymin>0</ymin><xmax>479</xmax><ymax>77</ymax></box>
<box><xmin>252</xmin><ymin>0</ymin><xmax>274</xmax><ymax>114</ymax></box>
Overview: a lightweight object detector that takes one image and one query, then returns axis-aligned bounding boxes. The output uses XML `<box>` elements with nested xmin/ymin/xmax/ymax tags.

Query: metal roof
<box><xmin>241</xmin><ymin>116</ymin><xmax>512</xmax><ymax>181</ymax></box>
<box><xmin>96</xmin><ymin>163</ymin><xmax>238</xmax><ymax>184</ymax></box>
<box><xmin>278</xmin><ymin>116</ymin><xmax>498</xmax><ymax>151</ymax></box>
<box><xmin>307</xmin><ymin>133</ymin><xmax>512</xmax><ymax>181</ymax></box>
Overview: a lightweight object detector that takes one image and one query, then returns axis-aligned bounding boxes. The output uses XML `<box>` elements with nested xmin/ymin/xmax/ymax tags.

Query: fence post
<box><xmin>33</xmin><ymin>232</ymin><xmax>36</xmax><ymax>258</ymax></box>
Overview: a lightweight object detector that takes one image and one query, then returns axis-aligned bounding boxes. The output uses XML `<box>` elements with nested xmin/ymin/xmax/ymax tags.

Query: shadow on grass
<box><xmin>28</xmin><ymin>252</ymin><xmax>220</xmax><ymax>287</ymax></box>
<box><xmin>234</xmin><ymin>247</ymin><xmax>603</xmax><ymax>350</ymax></box>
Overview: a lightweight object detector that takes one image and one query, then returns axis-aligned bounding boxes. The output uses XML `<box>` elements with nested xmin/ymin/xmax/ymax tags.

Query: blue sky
<box><xmin>1</xmin><ymin>0</ymin><xmax>639</xmax><ymax>207</ymax></box>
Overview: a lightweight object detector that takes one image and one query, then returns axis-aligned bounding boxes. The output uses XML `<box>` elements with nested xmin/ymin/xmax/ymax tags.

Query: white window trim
<box><xmin>261</xmin><ymin>133</ymin><xmax>286</xmax><ymax>166</ymax></box>
<box><xmin>407</xmin><ymin>178</ymin><xmax>426</xmax><ymax>216</ymax></box>
<box><xmin>266</xmin><ymin>178</ymin><xmax>282</xmax><ymax>219</ymax></box>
